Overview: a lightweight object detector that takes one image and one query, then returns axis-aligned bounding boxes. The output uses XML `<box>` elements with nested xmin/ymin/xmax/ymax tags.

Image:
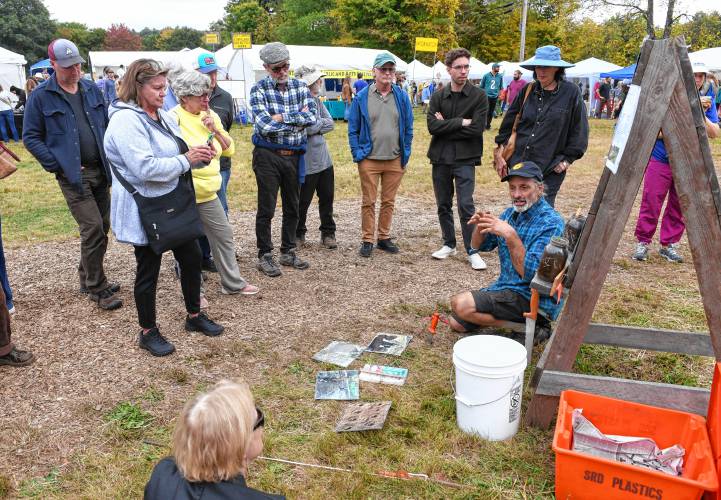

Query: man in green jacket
<box><xmin>480</xmin><ymin>63</ymin><xmax>503</xmax><ymax>129</ymax></box>
<box><xmin>427</xmin><ymin>48</ymin><xmax>488</xmax><ymax>270</ymax></box>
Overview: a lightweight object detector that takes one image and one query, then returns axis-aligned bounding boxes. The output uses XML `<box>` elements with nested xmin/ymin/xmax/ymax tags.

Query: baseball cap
<box><xmin>48</xmin><ymin>39</ymin><xmax>85</xmax><ymax>68</ymax></box>
<box><xmin>295</xmin><ymin>65</ymin><xmax>325</xmax><ymax>86</ymax></box>
<box><xmin>691</xmin><ymin>61</ymin><xmax>709</xmax><ymax>75</ymax></box>
<box><xmin>373</xmin><ymin>52</ymin><xmax>396</xmax><ymax>68</ymax></box>
<box><xmin>501</xmin><ymin>161</ymin><xmax>544</xmax><ymax>182</ymax></box>
<box><xmin>492</xmin><ymin>62</ymin><xmax>500</xmax><ymax>69</ymax></box>
<box><xmin>196</xmin><ymin>53</ymin><xmax>218</xmax><ymax>74</ymax></box>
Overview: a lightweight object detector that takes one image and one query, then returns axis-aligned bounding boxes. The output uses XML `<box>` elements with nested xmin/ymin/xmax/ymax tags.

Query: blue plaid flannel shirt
<box><xmin>478</xmin><ymin>197</ymin><xmax>565</xmax><ymax>319</ymax></box>
<box><xmin>250</xmin><ymin>77</ymin><xmax>317</xmax><ymax>146</ymax></box>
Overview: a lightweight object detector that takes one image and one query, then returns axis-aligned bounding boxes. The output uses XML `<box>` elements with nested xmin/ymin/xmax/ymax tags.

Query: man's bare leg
<box><xmin>449</xmin><ymin>291</ymin><xmax>507</xmax><ymax>332</ymax></box>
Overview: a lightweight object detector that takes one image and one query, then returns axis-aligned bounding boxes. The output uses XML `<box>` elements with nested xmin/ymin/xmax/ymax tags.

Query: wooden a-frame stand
<box><xmin>526</xmin><ymin>36</ymin><xmax>721</xmax><ymax>428</ymax></box>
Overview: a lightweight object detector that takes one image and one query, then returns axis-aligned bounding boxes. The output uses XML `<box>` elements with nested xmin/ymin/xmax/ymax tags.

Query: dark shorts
<box><xmin>453</xmin><ymin>289</ymin><xmax>534</xmax><ymax>332</ymax></box>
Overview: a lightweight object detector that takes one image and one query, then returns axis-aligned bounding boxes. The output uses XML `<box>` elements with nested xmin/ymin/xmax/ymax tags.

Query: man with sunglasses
<box><xmin>348</xmin><ymin>52</ymin><xmax>413</xmax><ymax>258</ymax></box>
<box><xmin>24</xmin><ymin>39</ymin><xmax>122</xmax><ymax>311</ymax></box>
<box><xmin>250</xmin><ymin>42</ymin><xmax>317</xmax><ymax>277</ymax></box>
<box><xmin>427</xmin><ymin>48</ymin><xmax>488</xmax><ymax>270</ymax></box>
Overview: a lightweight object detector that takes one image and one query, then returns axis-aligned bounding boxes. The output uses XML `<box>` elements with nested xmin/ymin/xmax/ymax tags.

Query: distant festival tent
<box><xmin>496</xmin><ymin>61</ymin><xmax>533</xmax><ymax>87</ymax></box>
<box><xmin>0</xmin><ymin>47</ymin><xmax>27</xmax><ymax>90</ymax></box>
<box><xmin>29</xmin><ymin>58</ymin><xmax>52</xmax><ymax>74</ymax></box>
<box><xmin>690</xmin><ymin>47</ymin><xmax>721</xmax><ymax>72</ymax></box>
<box><xmin>600</xmin><ymin>63</ymin><xmax>637</xmax><ymax>79</ymax></box>
<box><xmin>406</xmin><ymin>59</ymin><xmax>433</xmax><ymax>82</ymax></box>
<box><xmin>567</xmin><ymin>57</ymin><xmax>622</xmax><ymax>115</ymax></box>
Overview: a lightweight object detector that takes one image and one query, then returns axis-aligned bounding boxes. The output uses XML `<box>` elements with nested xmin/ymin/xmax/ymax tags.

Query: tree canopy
<box><xmin>0</xmin><ymin>0</ymin><xmax>56</xmax><ymax>63</ymax></box>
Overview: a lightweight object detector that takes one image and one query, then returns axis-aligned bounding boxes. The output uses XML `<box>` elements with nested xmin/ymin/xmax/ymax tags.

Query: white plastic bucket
<box><xmin>452</xmin><ymin>335</ymin><xmax>528</xmax><ymax>441</ymax></box>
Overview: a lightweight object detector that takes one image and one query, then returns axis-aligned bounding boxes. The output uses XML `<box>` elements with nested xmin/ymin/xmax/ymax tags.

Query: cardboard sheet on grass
<box><xmin>335</xmin><ymin>401</ymin><xmax>392</xmax><ymax>432</ymax></box>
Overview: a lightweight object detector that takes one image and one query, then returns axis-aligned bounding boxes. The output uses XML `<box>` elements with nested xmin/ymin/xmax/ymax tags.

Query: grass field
<box><xmin>1</xmin><ymin>110</ymin><xmax>719</xmax><ymax>499</ymax></box>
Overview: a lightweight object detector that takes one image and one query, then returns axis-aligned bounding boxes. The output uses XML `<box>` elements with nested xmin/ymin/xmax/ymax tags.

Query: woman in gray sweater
<box><xmin>294</xmin><ymin>66</ymin><xmax>337</xmax><ymax>249</ymax></box>
<box><xmin>104</xmin><ymin>59</ymin><xmax>225</xmax><ymax>357</ymax></box>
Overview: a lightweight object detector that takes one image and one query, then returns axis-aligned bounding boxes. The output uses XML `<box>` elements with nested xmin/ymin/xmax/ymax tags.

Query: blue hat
<box><xmin>196</xmin><ymin>53</ymin><xmax>218</xmax><ymax>74</ymax></box>
<box><xmin>501</xmin><ymin>161</ymin><xmax>543</xmax><ymax>182</ymax></box>
<box><xmin>520</xmin><ymin>45</ymin><xmax>574</xmax><ymax>70</ymax></box>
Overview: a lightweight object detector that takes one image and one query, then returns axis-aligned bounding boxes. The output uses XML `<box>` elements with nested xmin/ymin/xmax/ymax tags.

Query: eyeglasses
<box><xmin>191</xmin><ymin>93</ymin><xmax>211</xmax><ymax>100</ymax></box>
<box><xmin>254</xmin><ymin>407</ymin><xmax>265</xmax><ymax>431</ymax></box>
<box><xmin>269</xmin><ymin>62</ymin><xmax>290</xmax><ymax>73</ymax></box>
<box><xmin>376</xmin><ymin>67</ymin><xmax>396</xmax><ymax>74</ymax></box>
<box><xmin>451</xmin><ymin>65</ymin><xmax>470</xmax><ymax>71</ymax></box>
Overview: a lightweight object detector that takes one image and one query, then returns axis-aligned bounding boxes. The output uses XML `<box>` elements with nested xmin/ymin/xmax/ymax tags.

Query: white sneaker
<box><xmin>468</xmin><ymin>253</ymin><xmax>487</xmax><ymax>270</ymax></box>
<box><xmin>432</xmin><ymin>245</ymin><xmax>457</xmax><ymax>259</ymax></box>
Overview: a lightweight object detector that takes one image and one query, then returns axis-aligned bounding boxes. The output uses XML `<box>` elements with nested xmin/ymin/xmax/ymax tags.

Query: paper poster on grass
<box><xmin>314</xmin><ymin>370</ymin><xmax>360</xmax><ymax>400</ymax></box>
<box><xmin>605</xmin><ymin>84</ymin><xmax>641</xmax><ymax>174</ymax></box>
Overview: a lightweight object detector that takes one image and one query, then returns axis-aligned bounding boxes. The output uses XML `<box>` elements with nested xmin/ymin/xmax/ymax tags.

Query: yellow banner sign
<box><xmin>204</xmin><ymin>32</ymin><xmax>221</xmax><ymax>45</ymax></box>
<box><xmin>232</xmin><ymin>32</ymin><xmax>252</xmax><ymax>49</ymax></box>
<box><xmin>415</xmin><ymin>37</ymin><xmax>439</xmax><ymax>52</ymax></box>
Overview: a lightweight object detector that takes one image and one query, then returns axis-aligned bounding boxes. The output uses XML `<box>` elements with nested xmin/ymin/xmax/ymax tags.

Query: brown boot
<box><xmin>89</xmin><ymin>287</ymin><xmax>123</xmax><ymax>310</ymax></box>
<box><xmin>0</xmin><ymin>347</ymin><xmax>35</xmax><ymax>367</ymax></box>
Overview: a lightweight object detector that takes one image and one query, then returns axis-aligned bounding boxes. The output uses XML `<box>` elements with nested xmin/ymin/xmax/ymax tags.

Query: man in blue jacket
<box><xmin>348</xmin><ymin>52</ymin><xmax>413</xmax><ymax>257</ymax></box>
<box><xmin>23</xmin><ymin>39</ymin><xmax>122</xmax><ymax>310</ymax></box>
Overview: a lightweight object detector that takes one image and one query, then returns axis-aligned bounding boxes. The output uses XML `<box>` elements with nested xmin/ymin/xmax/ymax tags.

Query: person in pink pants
<box><xmin>632</xmin><ymin>62</ymin><xmax>720</xmax><ymax>263</ymax></box>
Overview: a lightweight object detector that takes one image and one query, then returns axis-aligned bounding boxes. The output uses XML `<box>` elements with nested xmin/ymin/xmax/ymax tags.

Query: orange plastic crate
<box><xmin>705</xmin><ymin>363</ymin><xmax>721</xmax><ymax>500</ymax></box>
<box><xmin>553</xmin><ymin>390</ymin><xmax>718</xmax><ymax>500</ymax></box>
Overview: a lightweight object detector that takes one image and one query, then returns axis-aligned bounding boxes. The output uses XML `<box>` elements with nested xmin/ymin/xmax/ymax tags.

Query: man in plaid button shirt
<box><xmin>250</xmin><ymin>42</ymin><xmax>317</xmax><ymax>277</ymax></box>
<box><xmin>449</xmin><ymin>161</ymin><xmax>565</xmax><ymax>339</ymax></box>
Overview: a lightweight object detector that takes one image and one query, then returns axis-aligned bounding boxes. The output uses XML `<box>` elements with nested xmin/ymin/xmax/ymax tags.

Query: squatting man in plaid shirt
<box><xmin>448</xmin><ymin>161</ymin><xmax>565</xmax><ymax>342</ymax></box>
<box><xmin>250</xmin><ymin>42</ymin><xmax>317</xmax><ymax>278</ymax></box>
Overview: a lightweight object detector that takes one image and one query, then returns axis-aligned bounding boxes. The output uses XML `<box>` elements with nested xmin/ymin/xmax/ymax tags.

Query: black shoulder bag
<box><xmin>109</xmin><ymin>116</ymin><xmax>205</xmax><ymax>254</ymax></box>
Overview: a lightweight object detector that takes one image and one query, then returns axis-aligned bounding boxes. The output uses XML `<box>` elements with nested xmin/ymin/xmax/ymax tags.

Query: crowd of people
<box><xmin>0</xmin><ymin>35</ymin><xmax>718</xmax><ymax>496</ymax></box>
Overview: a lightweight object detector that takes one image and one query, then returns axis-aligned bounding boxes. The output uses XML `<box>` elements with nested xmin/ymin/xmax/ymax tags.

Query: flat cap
<box><xmin>260</xmin><ymin>42</ymin><xmax>290</xmax><ymax>65</ymax></box>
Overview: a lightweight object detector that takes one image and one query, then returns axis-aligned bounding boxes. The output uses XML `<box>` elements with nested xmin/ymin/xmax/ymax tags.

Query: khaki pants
<box><xmin>358</xmin><ymin>158</ymin><xmax>404</xmax><ymax>242</ymax></box>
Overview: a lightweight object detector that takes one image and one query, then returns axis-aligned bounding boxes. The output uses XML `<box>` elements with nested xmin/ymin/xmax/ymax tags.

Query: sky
<box><xmin>43</xmin><ymin>0</ymin><xmax>720</xmax><ymax>32</ymax></box>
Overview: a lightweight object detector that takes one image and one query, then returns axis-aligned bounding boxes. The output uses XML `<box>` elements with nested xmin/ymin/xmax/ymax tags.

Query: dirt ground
<box><xmin>0</xmin><ymin>162</ymin><xmax>713</xmax><ymax>496</ymax></box>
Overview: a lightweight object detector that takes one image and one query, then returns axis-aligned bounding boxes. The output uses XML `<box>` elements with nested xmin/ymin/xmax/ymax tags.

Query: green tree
<box><xmin>675</xmin><ymin>11</ymin><xmax>721</xmax><ymax>51</ymax></box>
<box><xmin>0</xmin><ymin>0</ymin><xmax>56</xmax><ymax>62</ymax></box>
<box><xmin>333</xmin><ymin>0</ymin><xmax>460</xmax><ymax>61</ymax></box>
<box><xmin>275</xmin><ymin>0</ymin><xmax>336</xmax><ymax>45</ymax></box>
<box><xmin>54</xmin><ymin>22</ymin><xmax>106</xmax><ymax>62</ymax></box>
<box><xmin>153</xmin><ymin>27</ymin><xmax>205</xmax><ymax>51</ymax></box>
<box><xmin>216</xmin><ymin>0</ymin><xmax>276</xmax><ymax>44</ymax></box>
<box><xmin>139</xmin><ymin>28</ymin><xmax>161</xmax><ymax>50</ymax></box>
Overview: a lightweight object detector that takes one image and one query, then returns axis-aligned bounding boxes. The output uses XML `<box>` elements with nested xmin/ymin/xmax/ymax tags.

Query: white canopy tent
<box><xmin>88</xmin><ymin>49</ymin><xmax>202</xmax><ymax>78</ymax></box>
<box><xmin>469</xmin><ymin>57</ymin><xmax>490</xmax><ymax>80</ymax></box>
<box><xmin>690</xmin><ymin>47</ymin><xmax>721</xmax><ymax>72</ymax></box>
<box><xmin>431</xmin><ymin>61</ymin><xmax>451</xmax><ymax>82</ymax></box>
<box><xmin>0</xmin><ymin>47</ymin><xmax>27</xmax><ymax>92</ymax></box>
<box><xmin>405</xmin><ymin>59</ymin><xmax>433</xmax><ymax>82</ymax></box>
<box><xmin>566</xmin><ymin>57</ymin><xmax>622</xmax><ymax>116</ymax></box>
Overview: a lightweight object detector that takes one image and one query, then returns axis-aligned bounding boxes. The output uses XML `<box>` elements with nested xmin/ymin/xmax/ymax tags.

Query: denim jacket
<box><xmin>23</xmin><ymin>75</ymin><xmax>109</xmax><ymax>192</ymax></box>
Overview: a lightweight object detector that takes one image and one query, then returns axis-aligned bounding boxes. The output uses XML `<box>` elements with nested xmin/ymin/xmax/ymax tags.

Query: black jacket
<box><xmin>495</xmin><ymin>80</ymin><xmax>588</xmax><ymax>176</ymax></box>
<box><xmin>209</xmin><ymin>85</ymin><xmax>234</xmax><ymax>171</ymax></box>
<box><xmin>426</xmin><ymin>82</ymin><xmax>487</xmax><ymax>166</ymax></box>
<box><xmin>145</xmin><ymin>457</ymin><xmax>285</xmax><ymax>500</ymax></box>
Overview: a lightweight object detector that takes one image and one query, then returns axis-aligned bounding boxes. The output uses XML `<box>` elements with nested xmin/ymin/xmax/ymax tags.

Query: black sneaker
<box><xmin>359</xmin><ymin>241</ymin><xmax>373</xmax><ymax>257</ymax></box>
<box><xmin>185</xmin><ymin>312</ymin><xmax>225</xmax><ymax>337</ymax></box>
<box><xmin>257</xmin><ymin>252</ymin><xmax>282</xmax><ymax>277</ymax></box>
<box><xmin>0</xmin><ymin>347</ymin><xmax>35</xmax><ymax>367</ymax></box>
<box><xmin>202</xmin><ymin>258</ymin><xmax>218</xmax><ymax>273</ymax></box>
<box><xmin>279</xmin><ymin>250</ymin><xmax>310</xmax><ymax>270</ymax></box>
<box><xmin>138</xmin><ymin>328</ymin><xmax>175</xmax><ymax>357</ymax></box>
<box><xmin>322</xmin><ymin>234</ymin><xmax>338</xmax><ymax>249</ymax></box>
<box><xmin>534</xmin><ymin>324</ymin><xmax>552</xmax><ymax>345</ymax></box>
<box><xmin>80</xmin><ymin>282</ymin><xmax>120</xmax><ymax>295</ymax></box>
<box><xmin>377</xmin><ymin>238</ymin><xmax>400</xmax><ymax>254</ymax></box>
<box><xmin>88</xmin><ymin>287</ymin><xmax>123</xmax><ymax>310</ymax></box>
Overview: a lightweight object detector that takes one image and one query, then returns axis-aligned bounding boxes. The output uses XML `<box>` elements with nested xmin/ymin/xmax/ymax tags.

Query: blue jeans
<box><xmin>217</xmin><ymin>168</ymin><xmax>231</xmax><ymax>216</ymax></box>
<box><xmin>0</xmin><ymin>110</ymin><xmax>19</xmax><ymax>142</ymax></box>
<box><xmin>0</xmin><ymin>216</ymin><xmax>13</xmax><ymax>310</ymax></box>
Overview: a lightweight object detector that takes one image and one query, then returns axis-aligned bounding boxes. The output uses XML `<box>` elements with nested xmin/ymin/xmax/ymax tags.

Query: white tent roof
<box><xmin>469</xmin><ymin>57</ymin><xmax>490</xmax><ymax>79</ymax></box>
<box><xmin>405</xmin><ymin>59</ymin><xmax>433</xmax><ymax>81</ymax></box>
<box><xmin>431</xmin><ymin>61</ymin><xmax>451</xmax><ymax>81</ymax></box>
<box><xmin>0</xmin><ymin>46</ymin><xmax>27</xmax><ymax>92</ymax></box>
<box><xmin>0</xmin><ymin>47</ymin><xmax>26</xmax><ymax>65</ymax></box>
<box><xmin>497</xmin><ymin>61</ymin><xmax>533</xmax><ymax>86</ymax></box>
<box><xmin>218</xmin><ymin>43</ymin><xmax>408</xmax><ymax>74</ymax></box>
<box><xmin>690</xmin><ymin>47</ymin><xmax>721</xmax><ymax>72</ymax></box>
<box><xmin>566</xmin><ymin>57</ymin><xmax>621</xmax><ymax>78</ymax></box>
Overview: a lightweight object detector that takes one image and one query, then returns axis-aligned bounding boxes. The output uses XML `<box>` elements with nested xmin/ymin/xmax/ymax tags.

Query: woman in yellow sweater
<box><xmin>171</xmin><ymin>71</ymin><xmax>258</xmax><ymax>296</ymax></box>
